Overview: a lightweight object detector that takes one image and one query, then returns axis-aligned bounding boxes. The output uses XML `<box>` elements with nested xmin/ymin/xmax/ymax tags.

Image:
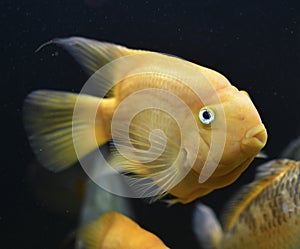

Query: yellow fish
<box><xmin>23</xmin><ymin>37</ymin><xmax>267</xmax><ymax>203</ymax></box>
<box><xmin>194</xmin><ymin>159</ymin><xmax>300</xmax><ymax>249</ymax></box>
<box><xmin>79</xmin><ymin>211</ymin><xmax>169</xmax><ymax>249</ymax></box>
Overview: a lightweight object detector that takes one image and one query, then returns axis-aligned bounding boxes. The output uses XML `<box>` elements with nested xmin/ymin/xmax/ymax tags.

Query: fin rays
<box><xmin>50</xmin><ymin>37</ymin><xmax>146</xmax><ymax>81</ymax></box>
<box><xmin>23</xmin><ymin>90</ymin><xmax>107</xmax><ymax>172</ymax></box>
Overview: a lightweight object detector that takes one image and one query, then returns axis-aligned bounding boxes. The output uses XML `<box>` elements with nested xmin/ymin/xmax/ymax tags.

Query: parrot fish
<box><xmin>79</xmin><ymin>211</ymin><xmax>169</xmax><ymax>249</ymax></box>
<box><xmin>23</xmin><ymin>37</ymin><xmax>267</xmax><ymax>203</ymax></box>
<box><xmin>193</xmin><ymin>159</ymin><xmax>300</xmax><ymax>249</ymax></box>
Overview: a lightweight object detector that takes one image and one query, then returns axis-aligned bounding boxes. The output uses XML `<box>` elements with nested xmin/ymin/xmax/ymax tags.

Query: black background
<box><xmin>1</xmin><ymin>0</ymin><xmax>299</xmax><ymax>248</ymax></box>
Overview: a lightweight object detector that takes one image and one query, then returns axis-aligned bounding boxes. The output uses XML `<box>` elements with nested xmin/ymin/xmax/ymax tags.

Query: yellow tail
<box><xmin>23</xmin><ymin>90</ymin><xmax>114</xmax><ymax>172</ymax></box>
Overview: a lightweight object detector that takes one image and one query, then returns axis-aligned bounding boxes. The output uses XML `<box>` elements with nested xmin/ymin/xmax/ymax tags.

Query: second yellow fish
<box><xmin>23</xmin><ymin>37</ymin><xmax>267</xmax><ymax>203</ymax></box>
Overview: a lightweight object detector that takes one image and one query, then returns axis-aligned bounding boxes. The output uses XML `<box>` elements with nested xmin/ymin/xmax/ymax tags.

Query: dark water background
<box><xmin>1</xmin><ymin>0</ymin><xmax>299</xmax><ymax>248</ymax></box>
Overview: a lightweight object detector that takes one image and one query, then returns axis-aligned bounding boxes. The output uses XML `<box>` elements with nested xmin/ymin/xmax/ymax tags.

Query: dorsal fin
<box><xmin>36</xmin><ymin>37</ymin><xmax>150</xmax><ymax>98</ymax></box>
<box><xmin>223</xmin><ymin>159</ymin><xmax>298</xmax><ymax>230</ymax></box>
<box><xmin>42</xmin><ymin>36</ymin><xmax>146</xmax><ymax>74</ymax></box>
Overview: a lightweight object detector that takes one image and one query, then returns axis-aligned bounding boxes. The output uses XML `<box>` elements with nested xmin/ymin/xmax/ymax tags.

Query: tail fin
<box><xmin>23</xmin><ymin>90</ymin><xmax>111</xmax><ymax>172</ymax></box>
<box><xmin>193</xmin><ymin>203</ymin><xmax>223</xmax><ymax>249</ymax></box>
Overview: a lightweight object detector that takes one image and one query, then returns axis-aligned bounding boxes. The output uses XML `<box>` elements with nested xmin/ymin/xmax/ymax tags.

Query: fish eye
<box><xmin>199</xmin><ymin>107</ymin><xmax>215</xmax><ymax>125</ymax></box>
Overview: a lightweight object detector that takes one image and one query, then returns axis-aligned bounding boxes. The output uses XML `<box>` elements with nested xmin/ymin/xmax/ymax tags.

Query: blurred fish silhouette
<box><xmin>193</xmin><ymin>159</ymin><xmax>300</xmax><ymax>249</ymax></box>
<box><xmin>76</xmin><ymin>146</ymin><xmax>134</xmax><ymax>228</ymax></box>
<box><xmin>23</xmin><ymin>37</ymin><xmax>267</xmax><ymax>203</ymax></box>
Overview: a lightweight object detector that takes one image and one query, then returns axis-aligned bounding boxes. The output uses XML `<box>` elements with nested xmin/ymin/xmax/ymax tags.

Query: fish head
<box><xmin>194</xmin><ymin>85</ymin><xmax>267</xmax><ymax>185</ymax></box>
<box><xmin>220</xmin><ymin>88</ymin><xmax>267</xmax><ymax>165</ymax></box>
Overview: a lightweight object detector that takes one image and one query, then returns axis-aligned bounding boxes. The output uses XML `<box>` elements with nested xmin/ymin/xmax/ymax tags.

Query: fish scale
<box><xmin>223</xmin><ymin>160</ymin><xmax>300</xmax><ymax>249</ymax></box>
<box><xmin>194</xmin><ymin>159</ymin><xmax>300</xmax><ymax>249</ymax></box>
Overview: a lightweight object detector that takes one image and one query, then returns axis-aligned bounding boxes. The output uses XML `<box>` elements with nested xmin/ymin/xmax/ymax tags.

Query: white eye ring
<box><xmin>199</xmin><ymin>107</ymin><xmax>215</xmax><ymax>125</ymax></box>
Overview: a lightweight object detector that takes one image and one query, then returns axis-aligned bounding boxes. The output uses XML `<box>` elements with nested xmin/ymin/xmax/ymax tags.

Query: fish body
<box><xmin>194</xmin><ymin>159</ymin><xmax>300</xmax><ymax>249</ymax></box>
<box><xmin>79</xmin><ymin>211</ymin><xmax>169</xmax><ymax>249</ymax></box>
<box><xmin>23</xmin><ymin>37</ymin><xmax>267</xmax><ymax>203</ymax></box>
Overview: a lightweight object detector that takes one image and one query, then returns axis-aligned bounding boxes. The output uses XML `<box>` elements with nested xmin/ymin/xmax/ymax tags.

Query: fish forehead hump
<box><xmin>115</xmin><ymin>73</ymin><xmax>206</xmax><ymax>110</ymax></box>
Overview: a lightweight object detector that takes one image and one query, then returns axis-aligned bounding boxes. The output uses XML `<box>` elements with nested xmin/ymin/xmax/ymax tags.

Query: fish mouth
<box><xmin>242</xmin><ymin>124</ymin><xmax>268</xmax><ymax>150</ymax></box>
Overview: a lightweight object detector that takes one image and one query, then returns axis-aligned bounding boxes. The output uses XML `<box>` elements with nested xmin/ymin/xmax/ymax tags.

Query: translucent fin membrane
<box><xmin>23</xmin><ymin>90</ymin><xmax>104</xmax><ymax>171</ymax></box>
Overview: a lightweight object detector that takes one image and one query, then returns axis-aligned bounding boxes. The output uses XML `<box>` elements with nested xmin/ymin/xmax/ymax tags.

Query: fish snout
<box><xmin>242</xmin><ymin>124</ymin><xmax>267</xmax><ymax>153</ymax></box>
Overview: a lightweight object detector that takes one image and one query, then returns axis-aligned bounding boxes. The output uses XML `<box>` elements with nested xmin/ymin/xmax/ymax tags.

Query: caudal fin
<box><xmin>23</xmin><ymin>90</ymin><xmax>110</xmax><ymax>172</ymax></box>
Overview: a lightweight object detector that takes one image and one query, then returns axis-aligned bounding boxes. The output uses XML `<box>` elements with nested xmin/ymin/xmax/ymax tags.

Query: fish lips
<box><xmin>242</xmin><ymin>124</ymin><xmax>268</xmax><ymax>153</ymax></box>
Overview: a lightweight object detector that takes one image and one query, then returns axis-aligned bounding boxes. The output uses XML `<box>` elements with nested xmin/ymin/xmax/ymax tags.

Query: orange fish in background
<box><xmin>79</xmin><ymin>211</ymin><xmax>169</xmax><ymax>249</ymax></box>
<box><xmin>23</xmin><ymin>37</ymin><xmax>267</xmax><ymax>203</ymax></box>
